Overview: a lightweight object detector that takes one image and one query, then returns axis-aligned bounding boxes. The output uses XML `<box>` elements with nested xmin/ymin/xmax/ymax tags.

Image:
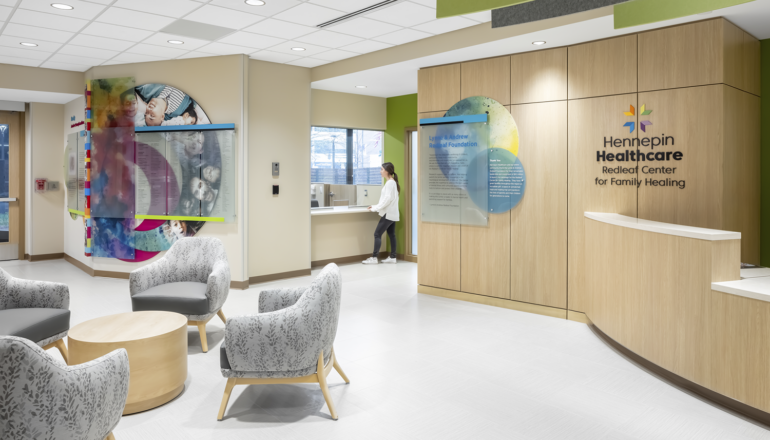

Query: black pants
<box><xmin>373</xmin><ymin>217</ymin><xmax>397</xmax><ymax>258</ymax></box>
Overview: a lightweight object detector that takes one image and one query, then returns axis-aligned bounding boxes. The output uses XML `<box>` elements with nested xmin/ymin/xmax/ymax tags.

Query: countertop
<box><xmin>311</xmin><ymin>206</ymin><xmax>377</xmax><ymax>216</ymax></box>
<box><xmin>584</xmin><ymin>212</ymin><xmax>741</xmax><ymax>241</ymax></box>
<box><xmin>712</xmin><ymin>274</ymin><xmax>770</xmax><ymax>303</ymax></box>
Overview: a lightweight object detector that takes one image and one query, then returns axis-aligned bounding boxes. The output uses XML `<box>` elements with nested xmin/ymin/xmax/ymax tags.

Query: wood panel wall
<box><xmin>417</xmin><ymin>17</ymin><xmax>760</xmax><ymax>312</ymax></box>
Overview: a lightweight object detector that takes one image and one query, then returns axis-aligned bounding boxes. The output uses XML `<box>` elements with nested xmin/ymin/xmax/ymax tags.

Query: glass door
<box><xmin>0</xmin><ymin>111</ymin><xmax>21</xmax><ymax>261</ymax></box>
<box><xmin>405</xmin><ymin>128</ymin><xmax>418</xmax><ymax>259</ymax></box>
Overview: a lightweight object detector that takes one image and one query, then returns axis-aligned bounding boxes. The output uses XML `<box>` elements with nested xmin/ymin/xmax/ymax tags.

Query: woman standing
<box><xmin>363</xmin><ymin>163</ymin><xmax>400</xmax><ymax>264</ymax></box>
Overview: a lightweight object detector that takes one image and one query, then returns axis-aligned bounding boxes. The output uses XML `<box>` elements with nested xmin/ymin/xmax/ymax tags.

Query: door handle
<box><xmin>0</xmin><ymin>198</ymin><xmax>17</xmax><ymax>202</ymax></box>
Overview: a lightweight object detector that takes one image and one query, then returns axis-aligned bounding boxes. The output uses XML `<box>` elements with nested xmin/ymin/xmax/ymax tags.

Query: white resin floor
<box><xmin>2</xmin><ymin>259</ymin><xmax>770</xmax><ymax>440</ymax></box>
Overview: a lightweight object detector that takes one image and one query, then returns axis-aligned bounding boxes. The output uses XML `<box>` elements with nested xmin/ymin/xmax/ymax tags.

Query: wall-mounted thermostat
<box><xmin>272</xmin><ymin>162</ymin><xmax>279</xmax><ymax>176</ymax></box>
<box><xmin>273</xmin><ymin>185</ymin><xmax>279</xmax><ymax>195</ymax></box>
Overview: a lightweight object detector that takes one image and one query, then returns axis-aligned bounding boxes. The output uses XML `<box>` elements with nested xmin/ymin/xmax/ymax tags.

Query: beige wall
<box><xmin>27</xmin><ymin>102</ymin><xmax>64</xmax><ymax>255</ymax></box>
<box><xmin>311</xmin><ymin>89</ymin><xmax>386</xmax><ymax>130</ymax></box>
<box><xmin>0</xmin><ymin>63</ymin><xmax>84</xmax><ymax>95</ymax></box>
<box><xmin>311</xmin><ymin>213</ymin><xmax>383</xmax><ymax>262</ymax></box>
<box><xmin>249</xmin><ymin>60</ymin><xmax>311</xmax><ymax>278</ymax></box>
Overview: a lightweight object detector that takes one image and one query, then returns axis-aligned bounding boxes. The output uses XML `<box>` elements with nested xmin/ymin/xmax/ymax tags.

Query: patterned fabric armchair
<box><xmin>0</xmin><ymin>336</ymin><xmax>130</xmax><ymax>440</ymax></box>
<box><xmin>218</xmin><ymin>263</ymin><xmax>349</xmax><ymax>421</ymax></box>
<box><xmin>0</xmin><ymin>268</ymin><xmax>70</xmax><ymax>363</ymax></box>
<box><xmin>129</xmin><ymin>237</ymin><xmax>230</xmax><ymax>352</ymax></box>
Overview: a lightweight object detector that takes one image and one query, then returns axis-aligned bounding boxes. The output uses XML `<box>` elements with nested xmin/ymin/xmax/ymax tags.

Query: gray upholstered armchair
<box><xmin>0</xmin><ymin>336</ymin><xmax>130</xmax><ymax>440</ymax></box>
<box><xmin>129</xmin><ymin>237</ymin><xmax>230</xmax><ymax>352</ymax></box>
<box><xmin>0</xmin><ymin>268</ymin><xmax>70</xmax><ymax>363</ymax></box>
<box><xmin>218</xmin><ymin>263</ymin><xmax>349</xmax><ymax>421</ymax></box>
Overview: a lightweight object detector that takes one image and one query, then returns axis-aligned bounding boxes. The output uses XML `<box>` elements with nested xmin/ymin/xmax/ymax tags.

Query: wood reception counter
<box><xmin>584</xmin><ymin>213</ymin><xmax>770</xmax><ymax>424</ymax></box>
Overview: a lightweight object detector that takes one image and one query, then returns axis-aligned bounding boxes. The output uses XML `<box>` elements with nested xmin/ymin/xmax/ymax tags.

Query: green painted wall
<box><xmin>383</xmin><ymin>94</ymin><xmax>418</xmax><ymax>256</ymax></box>
<box><xmin>761</xmin><ymin>39</ymin><xmax>770</xmax><ymax>266</ymax></box>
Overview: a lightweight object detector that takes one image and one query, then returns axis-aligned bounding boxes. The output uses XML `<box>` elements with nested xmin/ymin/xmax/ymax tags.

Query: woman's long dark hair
<box><xmin>382</xmin><ymin>162</ymin><xmax>400</xmax><ymax>193</ymax></box>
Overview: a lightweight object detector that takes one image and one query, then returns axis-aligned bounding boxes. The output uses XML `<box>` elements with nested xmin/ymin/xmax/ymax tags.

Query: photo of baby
<box><xmin>134</xmin><ymin>83</ymin><xmax>211</xmax><ymax>128</ymax></box>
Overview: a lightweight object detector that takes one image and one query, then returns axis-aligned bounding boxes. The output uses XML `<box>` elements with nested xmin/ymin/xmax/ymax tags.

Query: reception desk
<box><xmin>584</xmin><ymin>213</ymin><xmax>770</xmax><ymax>422</ymax></box>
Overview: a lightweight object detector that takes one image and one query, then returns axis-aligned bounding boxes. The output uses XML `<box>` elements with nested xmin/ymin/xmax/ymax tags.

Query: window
<box><xmin>311</xmin><ymin>127</ymin><xmax>383</xmax><ymax>185</ymax></box>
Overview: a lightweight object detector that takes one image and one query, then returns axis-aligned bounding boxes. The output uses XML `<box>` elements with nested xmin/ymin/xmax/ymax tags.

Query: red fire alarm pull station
<box><xmin>35</xmin><ymin>178</ymin><xmax>47</xmax><ymax>193</ymax></box>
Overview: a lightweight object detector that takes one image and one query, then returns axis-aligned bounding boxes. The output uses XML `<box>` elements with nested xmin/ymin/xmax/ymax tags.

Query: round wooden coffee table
<box><xmin>68</xmin><ymin>311</ymin><xmax>188</xmax><ymax>415</ymax></box>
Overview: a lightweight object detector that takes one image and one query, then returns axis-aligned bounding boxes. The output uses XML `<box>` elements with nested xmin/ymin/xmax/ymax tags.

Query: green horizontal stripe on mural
<box><xmin>614</xmin><ymin>0</ymin><xmax>754</xmax><ymax>29</ymax></box>
<box><xmin>437</xmin><ymin>0</ymin><xmax>533</xmax><ymax>18</ymax></box>
<box><xmin>135</xmin><ymin>215</ymin><xmax>225</xmax><ymax>222</ymax></box>
<box><xmin>68</xmin><ymin>209</ymin><xmax>85</xmax><ymax>216</ymax></box>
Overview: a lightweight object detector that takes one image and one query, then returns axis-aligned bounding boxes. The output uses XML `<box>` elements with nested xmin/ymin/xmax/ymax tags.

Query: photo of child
<box><xmin>134</xmin><ymin>83</ymin><xmax>211</xmax><ymax>128</ymax></box>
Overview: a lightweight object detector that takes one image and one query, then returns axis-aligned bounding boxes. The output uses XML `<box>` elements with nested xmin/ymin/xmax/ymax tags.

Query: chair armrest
<box><xmin>258</xmin><ymin>287</ymin><xmax>306</xmax><ymax>313</ymax></box>
<box><xmin>5</xmin><ymin>278</ymin><xmax>69</xmax><ymax>310</ymax></box>
<box><xmin>224</xmin><ymin>308</ymin><xmax>320</xmax><ymax>373</ymax></box>
<box><xmin>205</xmin><ymin>259</ymin><xmax>231</xmax><ymax>313</ymax></box>
<box><xmin>129</xmin><ymin>257</ymin><xmax>171</xmax><ymax>296</ymax></box>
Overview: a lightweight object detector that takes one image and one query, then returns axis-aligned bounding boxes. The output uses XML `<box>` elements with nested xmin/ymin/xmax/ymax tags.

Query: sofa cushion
<box><xmin>220</xmin><ymin>342</ymin><xmax>231</xmax><ymax>369</ymax></box>
<box><xmin>131</xmin><ymin>282</ymin><xmax>209</xmax><ymax>316</ymax></box>
<box><xmin>0</xmin><ymin>308</ymin><xmax>70</xmax><ymax>343</ymax></box>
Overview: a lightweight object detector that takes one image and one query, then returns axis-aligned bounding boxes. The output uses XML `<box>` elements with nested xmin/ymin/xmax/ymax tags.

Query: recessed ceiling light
<box><xmin>291</xmin><ymin>47</ymin><xmax>306</xmax><ymax>51</ymax></box>
<box><xmin>51</xmin><ymin>3</ymin><xmax>74</xmax><ymax>10</ymax></box>
<box><xmin>244</xmin><ymin>0</ymin><xmax>266</xmax><ymax>5</ymax></box>
<box><xmin>356</xmin><ymin>85</ymin><xmax>367</xmax><ymax>89</ymax></box>
<box><xmin>20</xmin><ymin>42</ymin><xmax>38</xmax><ymax>47</ymax></box>
<box><xmin>532</xmin><ymin>41</ymin><xmax>546</xmax><ymax>45</ymax></box>
<box><xmin>168</xmin><ymin>40</ymin><xmax>184</xmax><ymax>45</ymax></box>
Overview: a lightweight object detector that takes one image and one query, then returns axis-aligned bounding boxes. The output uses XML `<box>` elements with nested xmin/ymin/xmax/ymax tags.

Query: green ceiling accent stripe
<box><xmin>437</xmin><ymin>0</ymin><xmax>534</xmax><ymax>19</ymax></box>
<box><xmin>614</xmin><ymin>0</ymin><xmax>755</xmax><ymax>29</ymax></box>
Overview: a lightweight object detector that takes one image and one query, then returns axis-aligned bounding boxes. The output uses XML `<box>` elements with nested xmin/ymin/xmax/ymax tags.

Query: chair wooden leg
<box><xmin>53</xmin><ymin>338</ymin><xmax>69</xmax><ymax>365</ymax></box>
<box><xmin>197</xmin><ymin>322</ymin><xmax>208</xmax><ymax>353</ymax></box>
<box><xmin>217</xmin><ymin>378</ymin><xmax>237</xmax><ymax>421</ymax></box>
<box><xmin>317</xmin><ymin>351</ymin><xmax>338</xmax><ymax>420</ymax></box>
<box><xmin>217</xmin><ymin>309</ymin><xmax>226</xmax><ymax>324</ymax></box>
<box><xmin>333</xmin><ymin>357</ymin><xmax>350</xmax><ymax>384</ymax></box>
<box><xmin>104</xmin><ymin>432</ymin><xmax>115</xmax><ymax>440</ymax></box>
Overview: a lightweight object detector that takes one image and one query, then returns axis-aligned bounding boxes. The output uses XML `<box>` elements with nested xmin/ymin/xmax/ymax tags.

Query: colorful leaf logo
<box><xmin>623</xmin><ymin>105</ymin><xmax>635</xmax><ymax>116</ymax></box>
<box><xmin>623</xmin><ymin>122</ymin><xmax>635</xmax><ymax>133</ymax></box>
<box><xmin>641</xmin><ymin>104</ymin><xmax>652</xmax><ymax>115</ymax></box>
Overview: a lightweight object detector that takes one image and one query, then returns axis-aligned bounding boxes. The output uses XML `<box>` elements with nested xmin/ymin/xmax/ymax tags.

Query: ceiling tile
<box><xmin>286</xmin><ymin>57</ymin><xmax>328</xmax><ymax>68</ymax></box>
<box><xmin>365</xmin><ymin>2</ymin><xmax>435</xmax><ymax>27</ymax></box>
<box><xmin>111</xmin><ymin>0</ymin><xmax>201</xmax><ymax>18</ymax></box>
<box><xmin>325</xmin><ymin>17</ymin><xmax>401</xmax><ymax>39</ymax></box>
<box><xmin>250</xmin><ymin>50</ymin><xmax>301</xmax><ymax>63</ymax></box>
<box><xmin>273</xmin><ymin>3</ymin><xmax>343</xmax><ymax>27</ymax></box>
<box><xmin>268</xmin><ymin>40</ymin><xmax>329</xmax><ymax>57</ymax></box>
<box><xmin>96</xmin><ymin>7</ymin><xmax>176</xmax><ymax>31</ymax></box>
<box><xmin>18</xmin><ymin>0</ymin><xmax>107</xmax><ymax>20</ymax></box>
<box><xmin>372</xmin><ymin>28</ymin><xmax>432</xmax><ymax>45</ymax></box>
<box><xmin>197</xmin><ymin>42</ymin><xmax>256</xmax><ymax>55</ymax></box>
<box><xmin>339</xmin><ymin>39</ymin><xmax>392</xmax><ymax>54</ymax></box>
<box><xmin>243</xmin><ymin>18</ymin><xmax>316</xmax><ymax>40</ymax></box>
<box><xmin>2</xmin><ymin>23</ymin><xmax>74</xmax><ymax>43</ymax></box>
<box><xmin>463</xmin><ymin>10</ymin><xmax>492</xmax><ymax>23</ymax></box>
<box><xmin>209</xmin><ymin>0</ymin><xmax>301</xmax><ymax>16</ymax></box>
<box><xmin>57</xmin><ymin>44</ymin><xmax>119</xmax><ymax>60</ymax></box>
<box><xmin>409</xmin><ymin>0</ymin><xmax>435</xmax><ymax>7</ymax></box>
<box><xmin>80</xmin><ymin>22</ymin><xmax>154</xmax><ymax>42</ymax></box>
<box><xmin>295</xmin><ymin>30</ymin><xmax>361</xmax><ymax>49</ymax></box>
<box><xmin>175</xmin><ymin>51</ymin><xmax>215</xmax><ymax>60</ymax></box>
<box><xmin>0</xmin><ymin>0</ymin><xmax>16</xmax><ymax>7</ymax></box>
<box><xmin>412</xmin><ymin>16</ymin><xmax>477</xmax><ymax>34</ymax></box>
<box><xmin>142</xmin><ymin>32</ymin><xmax>210</xmax><ymax>51</ymax></box>
<box><xmin>40</xmin><ymin>61</ymin><xmax>92</xmax><ymax>72</ymax></box>
<box><xmin>0</xmin><ymin>35</ymin><xmax>62</xmax><ymax>52</ymax></box>
<box><xmin>183</xmin><ymin>5</ymin><xmax>265</xmax><ymax>29</ymax></box>
<box><xmin>48</xmin><ymin>53</ymin><xmax>106</xmax><ymax>65</ymax></box>
<box><xmin>217</xmin><ymin>31</ymin><xmax>284</xmax><ymax>50</ymax></box>
<box><xmin>127</xmin><ymin>43</ymin><xmax>188</xmax><ymax>58</ymax></box>
<box><xmin>69</xmin><ymin>34</ymin><xmax>136</xmax><ymax>51</ymax></box>
<box><xmin>81</xmin><ymin>0</ymin><xmax>111</xmax><ymax>4</ymax></box>
<box><xmin>0</xmin><ymin>44</ymin><xmax>51</xmax><ymax>60</ymax></box>
<box><xmin>0</xmin><ymin>55</ymin><xmax>41</xmax><ymax>67</ymax></box>
<box><xmin>309</xmin><ymin>0</ymin><xmax>383</xmax><ymax>13</ymax></box>
<box><xmin>0</xmin><ymin>5</ymin><xmax>10</xmax><ymax>21</ymax></box>
<box><xmin>109</xmin><ymin>52</ymin><xmax>165</xmax><ymax>64</ymax></box>
<box><xmin>312</xmin><ymin>48</ymin><xmax>358</xmax><ymax>62</ymax></box>
<box><xmin>10</xmin><ymin>8</ymin><xmax>88</xmax><ymax>32</ymax></box>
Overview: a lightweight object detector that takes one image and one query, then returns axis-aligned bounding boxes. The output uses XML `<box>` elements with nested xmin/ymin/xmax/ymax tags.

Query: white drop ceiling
<box><xmin>0</xmin><ymin>0</ymin><xmax>490</xmax><ymax>72</ymax></box>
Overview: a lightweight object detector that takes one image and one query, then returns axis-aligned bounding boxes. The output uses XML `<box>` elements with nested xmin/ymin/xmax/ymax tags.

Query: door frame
<box><xmin>404</xmin><ymin>126</ymin><xmax>418</xmax><ymax>263</ymax></box>
<box><xmin>0</xmin><ymin>110</ymin><xmax>25</xmax><ymax>261</ymax></box>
